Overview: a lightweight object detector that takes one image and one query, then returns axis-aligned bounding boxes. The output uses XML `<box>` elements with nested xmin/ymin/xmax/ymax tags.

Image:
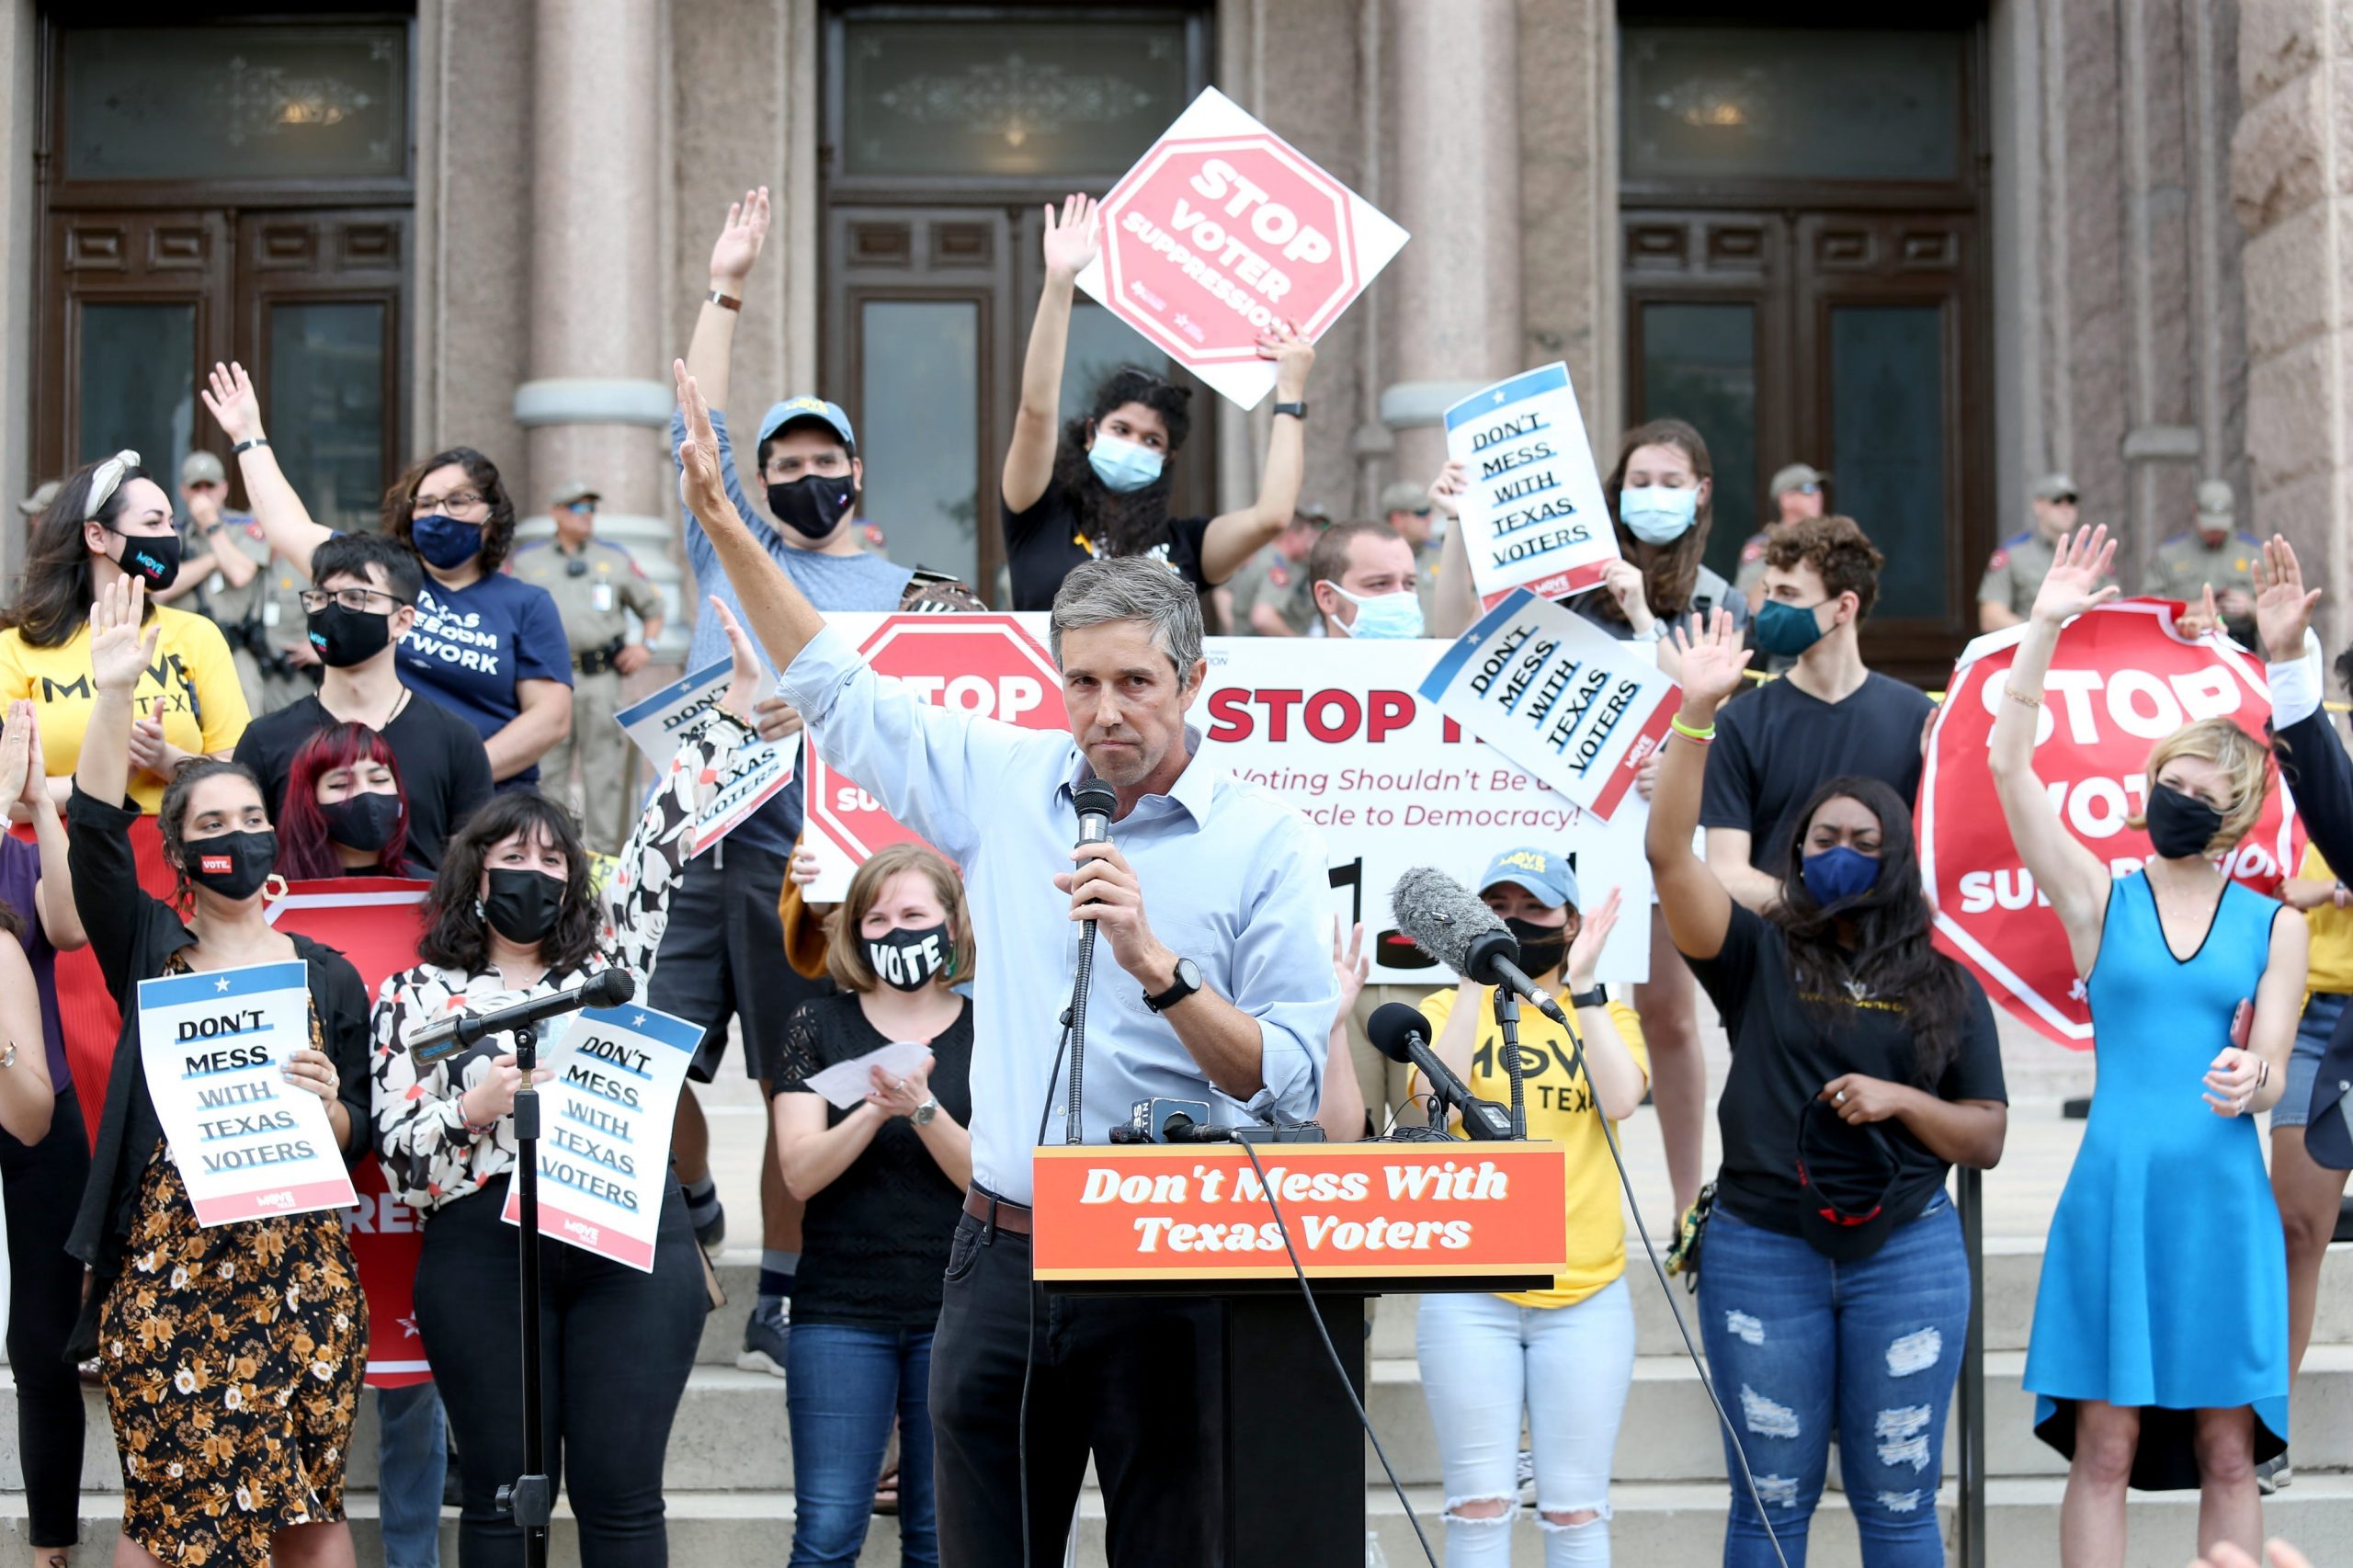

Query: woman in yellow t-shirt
<box><xmin>1410</xmin><ymin>846</ymin><xmax>1648</xmax><ymax>1564</ymax></box>
<box><xmin>0</xmin><ymin>451</ymin><xmax>249</xmax><ymax>812</ymax></box>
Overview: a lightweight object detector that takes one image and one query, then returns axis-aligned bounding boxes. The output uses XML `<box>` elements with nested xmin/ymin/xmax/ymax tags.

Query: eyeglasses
<box><xmin>413</xmin><ymin>489</ymin><xmax>488</xmax><ymax>517</ymax></box>
<box><xmin>1790</xmin><ymin>483</ymin><xmax>1822</xmax><ymax>496</ymax></box>
<box><xmin>299</xmin><ymin>587</ymin><xmax>409</xmax><ymax>613</ymax></box>
<box><xmin>2052</xmin><ymin>494</ymin><xmax>2080</xmax><ymax>506</ymax></box>
<box><xmin>563</xmin><ymin>501</ymin><xmax>597</xmax><ymax>516</ymax></box>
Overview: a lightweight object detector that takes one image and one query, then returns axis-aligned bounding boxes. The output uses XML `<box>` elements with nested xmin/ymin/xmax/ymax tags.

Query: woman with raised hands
<box><xmin>371</xmin><ymin>596</ymin><xmax>766</xmax><ymax>1568</ymax></box>
<box><xmin>1993</xmin><ymin>526</ymin><xmax>2302</xmax><ymax>1565</ymax></box>
<box><xmin>64</xmin><ymin>574</ymin><xmax>372</xmax><ymax>1568</ymax></box>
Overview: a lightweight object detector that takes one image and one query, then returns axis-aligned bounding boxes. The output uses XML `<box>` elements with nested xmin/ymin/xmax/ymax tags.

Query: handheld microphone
<box><xmin>1367</xmin><ymin>1003</ymin><xmax>1512</xmax><ymax>1141</ymax></box>
<box><xmin>1388</xmin><ymin>866</ymin><xmax>1571</xmax><ymax>1027</ymax></box>
<box><xmin>1074</xmin><ymin>780</ymin><xmax>1117</xmax><ymax>849</ymax></box>
<box><xmin>404</xmin><ymin>968</ymin><xmax>637</xmax><ymax>1066</ymax></box>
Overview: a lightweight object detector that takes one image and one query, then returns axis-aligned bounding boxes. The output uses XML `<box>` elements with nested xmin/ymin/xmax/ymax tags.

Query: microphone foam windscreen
<box><xmin>1366</xmin><ymin>1001</ymin><xmax>1435</xmax><ymax>1065</ymax></box>
<box><xmin>592</xmin><ymin>969</ymin><xmax>638</xmax><ymax>1006</ymax></box>
<box><xmin>1388</xmin><ymin>866</ymin><xmax>1508</xmax><ymax>976</ymax></box>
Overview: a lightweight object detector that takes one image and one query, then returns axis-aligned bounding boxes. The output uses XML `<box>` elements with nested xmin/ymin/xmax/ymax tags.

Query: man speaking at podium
<box><xmin>674</xmin><ymin>369</ymin><xmax>1339</xmax><ymax>1565</ymax></box>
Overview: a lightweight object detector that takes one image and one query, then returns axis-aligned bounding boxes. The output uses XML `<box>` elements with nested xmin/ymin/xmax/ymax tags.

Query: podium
<box><xmin>1032</xmin><ymin>1142</ymin><xmax>1570</xmax><ymax>1567</ymax></box>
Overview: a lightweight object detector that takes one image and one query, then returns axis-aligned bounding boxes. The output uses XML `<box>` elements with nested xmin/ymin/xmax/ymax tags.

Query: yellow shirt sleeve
<box><xmin>171</xmin><ymin>611</ymin><xmax>251</xmax><ymax>756</ymax></box>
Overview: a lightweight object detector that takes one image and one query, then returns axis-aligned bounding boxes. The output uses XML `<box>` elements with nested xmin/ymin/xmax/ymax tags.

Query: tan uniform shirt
<box><xmin>2142</xmin><ymin>531</ymin><xmax>2261</xmax><ymax>604</ymax></box>
<box><xmin>1226</xmin><ymin>544</ymin><xmax>1316</xmax><ymax>636</ymax></box>
<box><xmin>507</xmin><ymin>538</ymin><xmax>665</xmax><ymax>658</ymax></box>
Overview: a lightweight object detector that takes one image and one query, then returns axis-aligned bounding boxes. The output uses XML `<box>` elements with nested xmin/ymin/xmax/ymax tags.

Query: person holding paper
<box><xmin>770</xmin><ymin>842</ymin><xmax>978</xmax><ymax>1568</ymax></box>
<box><xmin>371</xmin><ymin>596</ymin><xmax>766</xmax><ymax>1568</ymax></box>
<box><xmin>1000</xmin><ymin>192</ymin><xmax>1316</xmax><ymax>613</ymax></box>
<box><xmin>63</xmin><ymin>574</ymin><xmax>373</xmax><ymax>1568</ymax></box>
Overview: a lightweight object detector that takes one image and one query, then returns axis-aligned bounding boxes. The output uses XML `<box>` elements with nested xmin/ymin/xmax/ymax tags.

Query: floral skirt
<box><xmin>97</xmin><ymin>1147</ymin><xmax>367</xmax><ymax>1567</ymax></box>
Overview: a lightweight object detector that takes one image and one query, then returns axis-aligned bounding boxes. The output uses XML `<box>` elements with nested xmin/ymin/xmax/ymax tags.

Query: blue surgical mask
<box><xmin>410</xmin><ymin>513</ymin><xmax>484</xmax><ymax>570</ymax></box>
<box><xmin>1753</xmin><ymin>597</ymin><xmax>1830</xmax><ymax>657</ymax></box>
<box><xmin>1619</xmin><ymin>484</ymin><xmax>1699</xmax><ymax>545</ymax></box>
<box><xmin>1332</xmin><ymin>586</ymin><xmax>1425</xmax><ymax>640</ymax></box>
<box><xmin>1802</xmin><ymin>845</ymin><xmax>1882</xmax><ymax>907</ymax></box>
<box><xmin>1086</xmin><ymin>431</ymin><xmax>1164</xmax><ymax>494</ymax></box>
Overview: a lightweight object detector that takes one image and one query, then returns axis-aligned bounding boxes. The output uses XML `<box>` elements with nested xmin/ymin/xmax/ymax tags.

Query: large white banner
<box><xmin>801</xmin><ymin>618</ymin><xmax>1654</xmax><ymax>984</ymax></box>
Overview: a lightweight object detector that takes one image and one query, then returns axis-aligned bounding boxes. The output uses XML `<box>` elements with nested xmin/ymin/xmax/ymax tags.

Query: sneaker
<box><xmin>2256</xmin><ymin>1451</ymin><xmax>2291</xmax><ymax>1494</ymax></box>
<box><xmin>1516</xmin><ymin>1446</ymin><xmax>1535</xmax><ymax>1506</ymax></box>
<box><xmin>737</xmin><ymin>1300</ymin><xmax>790</xmax><ymax>1378</ymax></box>
<box><xmin>690</xmin><ymin>1196</ymin><xmax>727</xmax><ymax>1253</ymax></box>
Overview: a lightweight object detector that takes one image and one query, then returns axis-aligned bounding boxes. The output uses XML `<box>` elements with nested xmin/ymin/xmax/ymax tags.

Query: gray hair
<box><xmin>1048</xmin><ymin>557</ymin><xmax>1204</xmax><ymax>684</ymax></box>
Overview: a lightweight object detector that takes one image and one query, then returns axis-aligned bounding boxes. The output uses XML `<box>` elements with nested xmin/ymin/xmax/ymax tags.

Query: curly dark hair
<box><xmin>0</xmin><ymin>455</ymin><xmax>162</xmax><ymax>647</ymax></box>
<box><xmin>419</xmin><ymin>791</ymin><xmax>599</xmax><ymax>976</ymax></box>
<box><xmin>1768</xmin><ymin>774</ymin><xmax>1973</xmax><ymax>1087</ymax></box>
<box><xmin>383</xmin><ymin>447</ymin><xmax>518</xmax><ymax>574</ymax></box>
<box><xmin>1761</xmin><ymin>514</ymin><xmax>1886</xmax><ymax>619</ymax></box>
<box><xmin>158</xmin><ymin>758</ymin><xmax>271</xmax><ymax>905</ymax></box>
<box><xmin>1051</xmin><ymin>365</ymin><xmax>1196</xmax><ymax>560</ymax></box>
<box><xmin>1597</xmin><ymin>418</ymin><xmax>1717</xmax><ymax>626</ymax></box>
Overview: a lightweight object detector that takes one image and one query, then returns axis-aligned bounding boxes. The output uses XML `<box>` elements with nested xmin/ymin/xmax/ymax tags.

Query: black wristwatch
<box><xmin>1143</xmin><ymin>957</ymin><xmax>1202</xmax><ymax>1014</ymax></box>
<box><xmin>1271</xmin><ymin>400</ymin><xmax>1307</xmax><ymax>421</ymax></box>
<box><xmin>1569</xmin><ymin>983</ymin><xmax>1608</xmax><ymax>1010</ymax></box>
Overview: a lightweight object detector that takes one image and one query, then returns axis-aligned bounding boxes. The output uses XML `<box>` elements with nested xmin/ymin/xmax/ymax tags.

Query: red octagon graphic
<box><xmin>807</xmin><ymin>616</ymin><xmax>1071</xmax><ymax>863</ymax></box>
<box><xmin>1097</xmin><ymin>133</ymin><xmax>1361</xmax><ymax>366</ymax></box>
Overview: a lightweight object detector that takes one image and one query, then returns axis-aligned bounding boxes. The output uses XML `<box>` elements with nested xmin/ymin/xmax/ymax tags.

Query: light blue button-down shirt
<box><xmin>781</xmin><ymin>625</ymin><xmax>1340</xmax><ymax>1204</ymax></box>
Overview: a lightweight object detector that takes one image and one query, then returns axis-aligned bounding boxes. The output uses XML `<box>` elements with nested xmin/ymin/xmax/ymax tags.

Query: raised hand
<box><xmin>2253</xmin><ymin>534</ymin><xmax>2321</xmax><ymax>665</ymax></box>
<box><xmin>127</xmin><ymin>698</ymin><xmax>170</xmax><ymax>779</ymax></box>
<box><xmin>708</xmin><ymin>187</ymin><xmax>771</xmax><ymax>289</ymax></box>
<box><xmin>0</xmin><ymin>701</ymin><xmax>29</xmax><ymax>812</ymax></box>
<box><xmin>1260</xmin><ymin>319</ymin><xmax>1315</xmax><ymax>396</ymax></box>
<box><xmin>1670</xmin><ymin>608</ymin><xmax>1753</xmax><ymax>710</ymax></box>
<box><xmin>87</xmin><ymin>575</ymin><xmax>158</xmax><ymax>698</ymax></box>
<box><xmin>1041</xmin><ymin>192</ymin><xmax>1101</xmax><ymax>282</ymax></box>
<box><xmin>1565</xmin><ymin>886</ymin><xmax>1623</xmax><ymax>993</ymax></box>
<box><xmin>711</xmin><ymin>597</ymin><xmax>767</xmax><ymax>721</ymax></box>
<box><xmin>2029</xmin><ymin>526</ymin><xmax>2120</xmax><ymax>627</ymax></box>
<box><xmin>9</xmin><ymin>702</ymin><xmax>43</xmax><ymax>811</ymax></box>
<box><xmin>200</xmin><ymin>361</ymin><xmax>265</xmax><ymax>445</ymax></box>
<box><xmin>1330</xmin><ymin>919</ymin><xmax>1369</xmax><ymax>1017</ymax></box>
<box><xmin>1427</xmin><ymin>460</ymin><xmax>1470</xmax><ymax>519</ymax></box>
<box><xmin>673</xmin><ymin>359</ymin><xmax>731</xmax><ymax>528</ymax></box>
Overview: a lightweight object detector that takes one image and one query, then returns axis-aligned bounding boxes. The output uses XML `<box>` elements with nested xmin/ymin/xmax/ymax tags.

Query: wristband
<box><xmin>233</xmin><ymin>437</ymin><xmax>269</xmax><ymax>455</ymax></box>
<box><xmin>707</xmin><ymin>289</ymin><xmax>743</xmax><ymax>312</ymax></box>
<box><xmin>1669</xmin><ymin>714</ymin><xmax>1715</xmax><ymax>743</ymax></box>
<box><xmin>462</xmin><ymin>1114</ymin><xmax>500</xmax><ymax>1140</ymax></box>
<box><xmin>1630</xmin><ymin>625</ymin><xmax>1662</xmax><ymax>644</ymax></box>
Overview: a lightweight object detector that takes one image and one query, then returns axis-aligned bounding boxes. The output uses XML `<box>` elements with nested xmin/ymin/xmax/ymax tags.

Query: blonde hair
<box><xmin>2129</xmin><ymin>716</ymin><xmax>2275</xmax><ymax>855</ymax></box>
<box><xmin>825</xmin><ymin>843</ymin><xmax>976</xmax><ymax>993</ymax></box>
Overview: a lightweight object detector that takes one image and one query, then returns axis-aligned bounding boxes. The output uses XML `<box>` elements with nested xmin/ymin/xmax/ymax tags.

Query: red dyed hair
<box><xmin>278</xmin><ymin>722</ymin><xmax>414</xmax><ymax>879</ymax></box>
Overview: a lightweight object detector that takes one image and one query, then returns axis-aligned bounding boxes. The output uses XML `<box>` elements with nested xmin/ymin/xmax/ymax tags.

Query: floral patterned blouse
<box><xmin>369</xmin><ymin>712</ymin><xmax>750</xmax><ymax>1210</ymax></box>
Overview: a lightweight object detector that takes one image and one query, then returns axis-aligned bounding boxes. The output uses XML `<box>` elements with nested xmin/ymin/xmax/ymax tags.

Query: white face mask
<box><xmin>1329</xmin><ymin>585</ymin><xmax>1425</xmax><ymax>639</ymax></box>
<box><xmin>1620</xmin><ymin>484</ymin><xmax>1699</xmax><ymax>545</ymax></box>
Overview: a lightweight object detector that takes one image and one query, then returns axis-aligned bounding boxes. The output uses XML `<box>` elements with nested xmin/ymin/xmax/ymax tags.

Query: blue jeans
<box><xmin>377</xmin><ymin>1381</ymin><xmax>449</xmax><ymax>1568</ymax></box>
<box><xmin>1696</xmin><ymin>1199</ymin><xmax>1971</xmax><ymax>1568</ymax></box>
<box><xmin>785</xmin><ymin>1323</ymin><xmax>936</xmax><ymax>1568</ymax></box>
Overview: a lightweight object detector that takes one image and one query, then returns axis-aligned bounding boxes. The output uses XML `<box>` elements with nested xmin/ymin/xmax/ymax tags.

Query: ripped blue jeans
<box><xmin>1695</xmin><ymin>1198</ymin><xmax>1970</xmax><ymax>1568</ymax></box>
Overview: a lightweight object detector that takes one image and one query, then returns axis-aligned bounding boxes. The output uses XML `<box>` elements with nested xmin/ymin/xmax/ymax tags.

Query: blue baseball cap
<box><xmin>1476</xmin><ymin>846</ymin><xmax>1581</xmax><ymax>911</ymax></box>
<box><xmin>756</xmin><ymin>395</ymin><xmax>857</xmax><ymax>456</ymax></box>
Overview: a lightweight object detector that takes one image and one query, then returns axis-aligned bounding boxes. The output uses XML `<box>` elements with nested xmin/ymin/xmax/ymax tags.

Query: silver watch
<box><xmin>911</xmin><ymin>1095</ymin><xmax>938</xmax><ymax>1127</ymax></box>
<box><xmin>0</xmin><ymin>1040</ymin><xmax>15</xmax><ymax>1070</ymax></box>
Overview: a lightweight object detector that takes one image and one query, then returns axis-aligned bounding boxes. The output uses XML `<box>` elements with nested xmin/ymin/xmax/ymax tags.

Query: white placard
<box><xmin>617</xmin><ymin>658</ymin><xmax>797</xmax><ymax>857</ymax></box>
<box><xmin>1445</xmin><ymin>363</ymin><xmax>1619</xmax><ymax>608</ymax></box>
<box><xmin>137</xmin><ymin>960</ymin><xmax>357</xmax><ymax>1226</ymax></box>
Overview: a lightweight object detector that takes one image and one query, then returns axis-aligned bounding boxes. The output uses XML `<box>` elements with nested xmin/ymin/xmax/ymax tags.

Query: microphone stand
<box><xmin>1491</xmin><ymin>985</ymin><xmax>1527</xmax><ymax>1140</ymax></box>
<box><xmin>497</xmin><ymin>1020</ymin><xmax>552</xmax><ymax>1568</ymax></box>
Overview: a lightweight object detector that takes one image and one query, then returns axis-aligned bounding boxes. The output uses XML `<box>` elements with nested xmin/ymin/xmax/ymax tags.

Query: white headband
<box><xmin>84</xmin><ymin>449</ymin><xmax>141</xmax><ymax>522</ymax></box>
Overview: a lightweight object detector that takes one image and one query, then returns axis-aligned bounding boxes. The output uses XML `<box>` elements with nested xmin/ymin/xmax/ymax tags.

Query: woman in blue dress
<box><xmin>1989</xmin><ymin>525</ymin><xmax>2307</xmax><ymax>1566</ymax></box>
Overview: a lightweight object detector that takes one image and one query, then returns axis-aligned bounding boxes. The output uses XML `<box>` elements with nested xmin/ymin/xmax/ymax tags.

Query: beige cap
<box><xmin>1291</xmin><ymin>500</ymin><xmax>1336</xmax><ymax>527</ymax></box>
<box><xmin>1768</xmin><ymin>462</ymin><xmax>1828</xmax><ymax>496</ymax></box>
<box><xmin>551</xmin><ymin>480</ymin><xmax>601</xmax><ymax>507</ymax></box>
<box><xmin>180</xmin><ymin>450</ymin><xmax>226</xmax><ymax>487</ymax></box>
<box><xmin>1378</xmin><ymin>480</ymin><xmax>1432</xmax><ymax>517</ymax></box>
<box><xmin>2196</xmin><ymin>479</ymin><xmax>2234</xmax><ymax>521</ymax></box>
<box><xmin>2031</xmin><ymin>472</ymin><xmax>2078</xmax><ymax>502</ymax></box>
<box><xmin>17</xmin><ymin>478</ymin><xmax>59</xmax><ymax>517</ymax></box>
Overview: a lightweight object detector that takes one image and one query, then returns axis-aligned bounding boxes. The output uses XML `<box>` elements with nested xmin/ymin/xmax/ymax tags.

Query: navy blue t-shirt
<box><xmin>394</xmin><ymin>572</ymin><xmax>574</xmax><ymax>786</ymax></box>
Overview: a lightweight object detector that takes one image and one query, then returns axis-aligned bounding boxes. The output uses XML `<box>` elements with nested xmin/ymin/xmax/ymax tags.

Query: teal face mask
<box><xmin>1086</xmin><ymin>431</ymin><xmax>1165</xmax><ymax>494</ymax></box>
<box><xmin>1331</xmin><ymin>586</ymin><xmax>1425</xmax><ymax>639</ymax></box>
<box><xmin>1753</xmin><ymin>597</ymin><xmax>1831</xmax><ymax>657</ymax></box>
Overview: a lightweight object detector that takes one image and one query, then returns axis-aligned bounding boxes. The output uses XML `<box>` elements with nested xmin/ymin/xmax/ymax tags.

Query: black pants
<box><xmin>650</xmin><ymin>839</ymin><xmax>827</xmax><ymax>1084</ymax></box>
<box><xmin>929</xmin><ymin>1206</ymin><xmax>1226</xmax><ymax>1568</ymax></box>
<box><xmin>4</xmin><ymin>1085</ymin><xmax>89</xmax><ymax>1549</ymax></box>
<box><xmin>414</xmin><ymin>1176</ymin><xmax>706</xmax><ymax>1568</ymax></box>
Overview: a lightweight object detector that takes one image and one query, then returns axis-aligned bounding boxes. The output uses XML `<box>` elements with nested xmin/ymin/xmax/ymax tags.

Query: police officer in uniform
<box><xmin>160</xmin><ymin>449</ymin><xmax>313</xmax><ymax>714</ymax></box>
<box><xmin>2145</xmin><ymin>478</ymin><xmax>2261</xmax><ymax>642</ymax></box>
<box><xmin>1223</xmin><ymin>503</ymin><xmax>1325</xmax><ymax>635</ymax></box>
<box><xmin>1977</xmin><ymin>472</ymin><xmax>2101</xmax><ymax>631</ymax></box>
<box><xmin>509</xmin><ymin>481</ymin><xmax>666</xmax><ymax>855</ymax></box>
<box><xmin>1732</xmin><ymin>461</ymin><xmax>1830</xmax><ymax>610</ymax></box>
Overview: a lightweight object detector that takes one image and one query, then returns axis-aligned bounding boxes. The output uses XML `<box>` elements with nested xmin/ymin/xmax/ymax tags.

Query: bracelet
<box><xmin>707</xmin><ymin>289</ymin><xmax>743</xmax><ymax>312</ymax></box>
<box><xmin>2000</xmin><ymin>683</ymin><xmax>2042</xmax><ymax>710</ymax></box>
<box><xmin>233</xmin><ymin>437</ymin><xmax>269</xmax><ymax>455</ymax></box>
<box><xmin>2256</xmin><ymin>1058</ymin><xmax>2270</xmax><ymax>1090</ymax></box>
<box><xmin>1668</xmin><ymin>714</ymin><xmax>1716</xmax><ymax>743</ymax></box>
<box><xmin>1630</xmin><ymin>625</ymin><xmax>1662</xmax><ymax>644</ymax></box>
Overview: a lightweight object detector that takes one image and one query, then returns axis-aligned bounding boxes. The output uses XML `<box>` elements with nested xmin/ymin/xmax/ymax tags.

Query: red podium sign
<box><xmin>1031</xmin><ymin>1142</ymin><xmax>1568</xmax><ymax>1283</ymax></box>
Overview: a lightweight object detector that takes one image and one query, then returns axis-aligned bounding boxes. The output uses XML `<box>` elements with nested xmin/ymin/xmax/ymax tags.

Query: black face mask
<box><xmin>183</xmin><ymin>830</ymin><xmax>278</xmax><ymax>902</ymax></box>
<box><xmin>319</xmin><ymin>792</ymin><xmax>403</xmax><ymax>855</ymax></box>
<box><xmin>866</xmin><ymin>922</ymin><xmax>953</xmax><ymax>993</ymax></box>
<box><xmin>2146</xmin><ymin>783</ymin><xmax>2225</xmax><ymax>860</ymax></box>
<box><xmin>767</xmin><ymin>475</ymin><xmax>857</xmax><ymax>541</ymax></box>
<box><xmin>1505</xmin><ymin>916</ymin><xmax>1569</xmax><ymax>977</ymax></box>
<box><xmin>307</xmin><ymin>603</ymin><xmax>394</xmax><ymax>667</ymax></box>
<box><xmin>483</xmin><ymin>867</ymin><xmax>567</xmax><ymax>946</ymax></box>
<box><xmin>113</xmin><ymin>529</ymin><xmax>183</xmax><ymax>594</ymax></box>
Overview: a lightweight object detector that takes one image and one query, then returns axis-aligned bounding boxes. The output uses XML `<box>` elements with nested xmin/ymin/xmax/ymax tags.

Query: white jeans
<box><xmin>1414</xmin><ymin>1278</ymin><xmax>1636</xmax><ymax>1567</ymax></box>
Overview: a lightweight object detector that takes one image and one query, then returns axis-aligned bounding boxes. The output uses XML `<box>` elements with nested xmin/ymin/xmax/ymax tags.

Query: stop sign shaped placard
<box><xmin>1078</xmin><ymin>86</ymin><xmax>1407</xmax><ymax>409</ymax></box>
<box><xmin>807</xmin><ymin>615</ymin><xmax>1070</xmax><ymax>864</ymax></box>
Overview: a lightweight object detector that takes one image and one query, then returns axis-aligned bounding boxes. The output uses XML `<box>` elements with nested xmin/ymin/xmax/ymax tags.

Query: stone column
<box><xmin>1380</xmin><ymin>0</ymin><xmax>1525</xmax><ymax>486</ymax></box>
<box><xmin>511</xmin><ymin>0</ymin><xmax>685</xmax><ymax>653</ymax></box>
<box><xmin>2233</xmin><ymin>0</ymin><xmax>2352</xmax><ymax>648</ymax></box>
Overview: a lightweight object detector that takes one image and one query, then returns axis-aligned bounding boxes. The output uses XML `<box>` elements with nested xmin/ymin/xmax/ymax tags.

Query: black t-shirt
<box><xmin>769</xmin><ymin>992</ymin><xmax>974</xmax><ymax>1329</ymax></box>
<box><xmin>233</xmin><ymin>692</ymin><xmax>496</xmax><ymax>872</ymax></box>
<box><xmin>1003</xmin><ymin>485</ymin><xmax>1211</xmax><ymax>612</ymax></box>
<box><xmin>1701</xmin><ymin>671</ymin><xmax>1936</xmax><ymax>870</ymax></box>
<box><xmin>1685</xmin><ymin>904</ymin><xmax>2006</xmax><ymax>1237</ymax></box>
